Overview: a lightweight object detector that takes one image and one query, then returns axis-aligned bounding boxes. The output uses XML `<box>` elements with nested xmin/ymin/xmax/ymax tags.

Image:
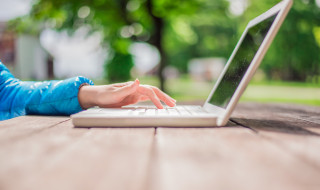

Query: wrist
<box><xmin>78</xmin><ymin>85</ymin><xmax>99</xmax><ymax>109</ymax></box>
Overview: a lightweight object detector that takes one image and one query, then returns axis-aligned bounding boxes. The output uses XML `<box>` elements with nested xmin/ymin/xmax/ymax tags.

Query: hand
<box><xmin>78</xmin><ymin>79</ymin><xmax>176</xmax><ymax>109</ymax></box>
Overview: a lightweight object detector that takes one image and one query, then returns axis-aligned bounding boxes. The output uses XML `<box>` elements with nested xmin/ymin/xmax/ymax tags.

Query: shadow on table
<box><xmin>231</xmin><ymin>118</ymin><xmax>320</xmax><ymax>137</ymax></box>
<box><xmin>73</xmin><ymin>121</ymin><xmax>239</xmax><ymax>129</ymax></box>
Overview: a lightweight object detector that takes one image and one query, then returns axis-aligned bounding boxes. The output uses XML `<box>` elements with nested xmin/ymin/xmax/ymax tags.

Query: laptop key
<box><xmin>157</xmin><ymin>109</ymin><xmax>169</xmax><ymax>115</ymax></box>
<box><xmin>176</xmin><ymin>106</ymin><xmax>191</xmax><ymax>115</ymax></box>
<box><xmin>132</xmin><ymin>109</ymin><xmax>146</xmax><ymax>115</ymax></box>
<box><xmin>167</xmin><ymin>108</ymin><xmax>180</xmax><ymax>116</ymax></box>
<box><xmin>145</xmin><ymin>109</ymin><xmax>156</xmax><ymax>116</ymax></box>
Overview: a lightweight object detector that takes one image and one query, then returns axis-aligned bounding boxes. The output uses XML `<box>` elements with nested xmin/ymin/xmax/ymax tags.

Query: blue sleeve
<box><xmin>0</xmin><ymin>62</ymin><xmax>94</xmax><ymax>120</ymax></box>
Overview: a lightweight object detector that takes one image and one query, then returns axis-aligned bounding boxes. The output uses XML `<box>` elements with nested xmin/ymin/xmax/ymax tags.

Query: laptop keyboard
<box><xmin>132</xmin><ymin>106</ymin><xmax>210</xmax><ymax>116</ymax></box>
<box><xmin>96</xmin><ymin>106</ymin><xmax>211</xmax><ymax>116</ymax></box>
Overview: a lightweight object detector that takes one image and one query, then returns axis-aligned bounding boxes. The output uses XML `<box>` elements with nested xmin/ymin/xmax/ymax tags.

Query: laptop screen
<box><xmin>208</xmin><ymin>12</ymin><xmax>278</xmax><ymax>108</ymax></box>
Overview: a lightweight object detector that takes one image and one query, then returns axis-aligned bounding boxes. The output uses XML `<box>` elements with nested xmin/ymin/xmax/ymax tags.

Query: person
<box><xmin>0</xmin><ymin>61</ymin><xmax>176</xmax><ymax>121</ymax></box>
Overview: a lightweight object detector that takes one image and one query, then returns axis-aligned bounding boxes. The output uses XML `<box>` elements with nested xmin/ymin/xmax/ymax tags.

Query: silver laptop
<box><xmin>72</xmin><ymin>0</ymin><xmax>292</xmax><ymax>127</ymax></box>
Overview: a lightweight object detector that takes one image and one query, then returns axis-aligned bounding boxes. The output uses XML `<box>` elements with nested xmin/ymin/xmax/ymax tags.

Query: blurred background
<box><xmin>0</xmin><ymin>0</ymin><xmax>319</xmax><ymax>105</ymax></box>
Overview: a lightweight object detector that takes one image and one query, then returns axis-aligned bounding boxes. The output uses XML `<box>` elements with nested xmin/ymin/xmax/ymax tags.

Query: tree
<box><xmin>14</xmin><ymin>0</ymin><xmax>318</xmax><ymax>89</ymax></box>
<box><xmin>17</xmin><ymin>0</ymin><xmax>206</xmax><ymax>91</ymax></box>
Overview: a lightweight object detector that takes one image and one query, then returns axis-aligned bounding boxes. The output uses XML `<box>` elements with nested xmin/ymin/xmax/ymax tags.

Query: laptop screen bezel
<box><xmin>202</xmin><ymin>0</ymin><xmax>292</xmax><ymax>125</ymax></box>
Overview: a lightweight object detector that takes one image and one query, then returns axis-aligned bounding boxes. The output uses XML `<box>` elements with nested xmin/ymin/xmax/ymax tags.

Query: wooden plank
<box><xmin>0</xmin><ymin>116</ymin><xmax>69</xmax><ymax>144</ymax></box>
<box><xmin>231</xmin><ymin>103</ymin><xmax>320</xmax><ymax>171</ymax></box>
<box><xmin>232</xmin><ymin>103</ymin><xmax>320</xmax><ymax>131</ymax></box>
<box><xmin>2</xmin><ymin>103</ymin><xmax>319</xmax><ymax>190</ymax></box>
<box><xmin>148</xmin><ymin>125</ymin><xmax>320</xmax><ymax>190</ymax></box>
<box><xmin>0</xmin><ymin>117</ymin><xmax>155</xmax><ymax>190</ymax></box>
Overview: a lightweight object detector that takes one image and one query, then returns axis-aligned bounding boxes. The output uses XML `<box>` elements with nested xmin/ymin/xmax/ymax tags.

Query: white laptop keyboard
<box><xmin>96</xmin><ymin>106</ymin><xmax>211</xmax><ymax>116</ymax></box>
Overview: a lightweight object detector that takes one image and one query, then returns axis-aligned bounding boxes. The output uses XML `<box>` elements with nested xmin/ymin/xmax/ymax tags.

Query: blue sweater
<box><xmin>0</xmin><ymin>61</ymin><xmax>94</xmax><ymax>120</ymax></box>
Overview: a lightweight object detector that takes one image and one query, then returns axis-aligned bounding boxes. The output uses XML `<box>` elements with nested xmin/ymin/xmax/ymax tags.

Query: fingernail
<box><xmin>135</xmin><ymin>78</ymin><xmax>140</xmax><ymax>85</ymax></box>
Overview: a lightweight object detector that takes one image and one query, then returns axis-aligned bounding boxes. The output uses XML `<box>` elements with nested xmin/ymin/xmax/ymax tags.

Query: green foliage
<box><xmin>12</xmin><ymin>0</ymin><xmax>320</xmax><ymax>84</ymax></box>
<box><xmin>105</xmin><ymin>51</ymin><xmax>134</xmax><ymax>82</ymax></box>
<box><xmin>8</xmin><ymin>17</ymin><xmax>42</xmax><ymax>36</ymax></box>
<box><xmin>163</xmin><ymin>0</ymin><xmax>237</xmax><ymax>73</ymax></box>
<box><xmin>243</xmin><ymin>0</ymin><xmax>320</xmax><ymax>82</ymax></box>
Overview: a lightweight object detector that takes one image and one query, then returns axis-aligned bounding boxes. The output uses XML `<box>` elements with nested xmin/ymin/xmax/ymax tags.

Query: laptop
<box><xmin>71</xmin><ymin>0</ymin><xmax>292</xmax><ymax>127</ymax></box>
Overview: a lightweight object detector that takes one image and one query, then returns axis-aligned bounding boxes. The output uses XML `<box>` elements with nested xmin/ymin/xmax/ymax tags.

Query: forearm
<box><xmin>78</xmin><ymin>85</ymin><xmax>100</xmax><ymax>109</ymax></box>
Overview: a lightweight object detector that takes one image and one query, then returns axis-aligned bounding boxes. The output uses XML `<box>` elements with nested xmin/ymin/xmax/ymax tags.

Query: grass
<box><xmin>241</xmin><ymin>84</ymin><xmax>320</xmax><ymax>106</ymax></box>
<box><xmin>94</xmin><ymin>76</ymin><xmax>320</xmax><ymax>106</ymax></box>
<box><xmin>146</xmin><ymin>76</ymin><xmax>320</xmax><ymax>106</ymax></box>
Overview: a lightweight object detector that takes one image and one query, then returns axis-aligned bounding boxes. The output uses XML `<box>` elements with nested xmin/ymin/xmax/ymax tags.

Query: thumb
<box><xmin>116</xmin><ymin>79</ymin><xmax>140</xmax><ymax>97</ymax></box>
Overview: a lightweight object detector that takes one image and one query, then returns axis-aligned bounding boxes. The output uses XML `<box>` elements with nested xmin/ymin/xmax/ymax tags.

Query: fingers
<box><xmin>138</xmin><ymin>95</ymin><xmax>150</xmax><ymax>102</ymax></box>
<box><xmin>116</xmin><ymin>79</ymin><xmax>140</xmax><ymax>98</ymax></box>
<box><xmin>112</xmin><ymin>78</ymin><xmax>142</xmax><ymax>87</ymax></box>
<box><xmin>138</xmin><ymin>86</ymin><xmax>164</xmax><ymax>109</ymax></box>
<box><xmin>107</xmin><ymin>79</ymin><xmax>176</xmax><ymax>109</ymax></box>
<box><xmin>112</xmin><ymin>81</ymin><xmax>133</xmax><ymax>87</ymax></box>
<box><xmin>102</xmin><ymin>95</ymin><xmax>141</xmax><ymax>108</ymax></box>
<box><xmin>137</xmin><ymin>85</ymin><xmax>176</xmax><ymax>109</ymax></box>
<box><xmin>151</xmin><ymin>87</ymin><xmax>176</xmax><ymax>107</ymax></box>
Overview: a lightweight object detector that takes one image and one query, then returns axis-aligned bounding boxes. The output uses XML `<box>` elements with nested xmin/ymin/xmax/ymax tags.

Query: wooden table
<box><xmin>0</xmin><ymin>103</ymin><xmax>320</xmax><ymax>190</ymax></box>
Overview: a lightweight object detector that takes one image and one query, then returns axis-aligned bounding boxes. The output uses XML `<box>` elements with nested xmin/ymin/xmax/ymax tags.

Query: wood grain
<box><xmin>231</xmin><ymin>103</ymin><xmax>320</xmax><ymax>138</ymax></box>
<box><xmin>0</xmin><ymin>117</ymin><xmax>154</xmax><ymax>190</ymax></box>
<box><xmin>0</xmin><ymin>116</ymin><xmax>69</xmax><ymax>144</ymax></box>
<box><xmin>1</xmin><ymin>103</ymin><xmax>320</xmax><ymax>190</ymax></box>
<box><xmin>232</xmin><ymin>103</ymin><xmax>320</xmax><ymax>170</ymax></box>
<box><xmin>148</xmin><ymin>125</ymin><xmax>320</xmax><ymax>190</ymax></box>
